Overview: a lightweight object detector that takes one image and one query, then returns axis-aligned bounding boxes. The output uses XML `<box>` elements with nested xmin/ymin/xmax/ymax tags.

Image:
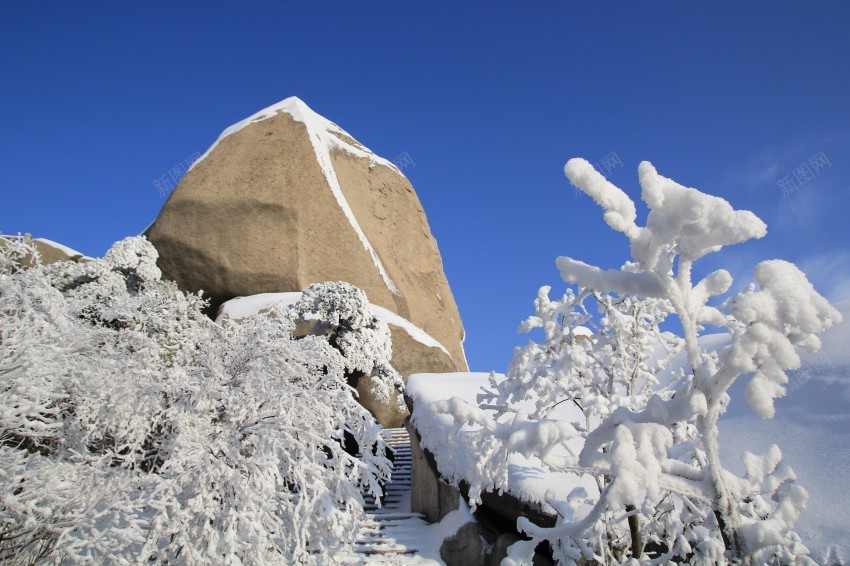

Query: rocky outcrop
<box><xmin>1</xmin><ymin>234</ymin><xmax>91</xmax><ymax>267</ymax></box>
<box><xmin>405</xmin><ymin>412</ymin><xmax>557</xmax><ymax>565</ymax></box>
<box><xmin>32</xmin><ymin>239</ymin><xmax>89</xmax><ymax>264</ymax></box>
<box><xmin>145</xmin><ymin>97</ymin><xmax>467</xmax><ymax>377</ymax></box>
<box><xmin>406</xmin><ymin>419</ymin><xmax>463</xmax><ymax>524</ymax></box>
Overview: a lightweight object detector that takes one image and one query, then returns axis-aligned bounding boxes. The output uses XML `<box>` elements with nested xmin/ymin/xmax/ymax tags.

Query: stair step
<box><xmin>351</xmin><ymin>548</ymin><xmax>418</xmax><ymax>555</ymax></box>
<box><xmin>346</xmin><ymin>428</ymin><xmax>424</xmax><ymax>560</ymax></box>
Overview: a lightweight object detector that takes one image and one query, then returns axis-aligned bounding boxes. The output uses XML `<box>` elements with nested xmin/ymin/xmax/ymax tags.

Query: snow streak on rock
<box><xmin>190</xmin><ymin>96</ymin><xmax>402</xmax><ymax>296</ymax></box>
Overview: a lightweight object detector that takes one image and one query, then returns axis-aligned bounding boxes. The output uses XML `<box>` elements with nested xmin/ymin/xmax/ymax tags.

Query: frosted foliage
<box><xmin>297</xmin><ymin>280</ymin><xmax>372</xmax><ymax>329</ymax></box>
<box><xmin>438</xmin><ymin>160</ymin><xmax>840</xmax><ymax>564</ymax></box>
<box><xmin>102</xmin><ymin>235</ymin><xmax>162</xmax><ymax>287</ymax></box>
<box><xmin>724</xmin><ymin>260</ymin><xmax>843</xmax><ymax>418</ymax></box>
<box><xmin>0</xmin><ymin>237</ymin><xmax>391</xmax><ymax>563</ymax></box>
<box><xmin>294</xmin><ymin>281</ymin><xmax>405</xmax><ymax>411</ymax></box>
<box><xmin>438</xmin><ymin>281</ymin><xmax>715</xmax><ymax>564</ymax></box>
<box><xmin>1</xmin><ymin>233</ymin><xmax>38</xmax><ymax>274</ymax></box>
<box><xmin>485</xmin><ymin>276</ymin><xmax>682</xmax><ymax>425</ymax></box>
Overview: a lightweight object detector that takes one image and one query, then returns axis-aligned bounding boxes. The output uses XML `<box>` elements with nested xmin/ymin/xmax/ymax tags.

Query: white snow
<box><xmin>189</xmin><ymin>97</ymin><xmax>402</xmax><ymax>296</ymax></box>
<box><xmin>32</xmin><ymin>238</ymin><xmax>88</xmax><ymax>259</ymax></box>
<box><xmin>556</xmin><ymin>257</ymin><xmax>664</xmax><ymax>298</ymax></box>
<box><xmin>564</xmin><ymin>158</ymin><xmax>638</xmax><ymax>237</ymax></box>
<box><xmin>216</xmin><ymin>292</ymin><xmax>450</xmax><ymax>356</ymax></box>
<box><xmin>564</xmin><ymin>158</ymin><xmax>767</xmax><ymax>271</ymax></box>
<box><xmin>214</xmin><ymin>292</ymin><xmax>303</xmax><ymax>323</ymax></box>
<box><xmin>407</xmin><ymin>299</ymin><xmax>850</xmax><ymax>561</ymax></box>
<box><xmin>406</xmin><ymin>372</ymin><xmax>597</xmax><ymax>512</ymax></box>
<box><xmin>368</xmin><ymin>303</ymin><xmax>450</xmax><ymax>356</ymax></box>
<box><xmin>411</xmin><ymin>498</ymin><xmax>476</xmax><ymax>563</ymax></box>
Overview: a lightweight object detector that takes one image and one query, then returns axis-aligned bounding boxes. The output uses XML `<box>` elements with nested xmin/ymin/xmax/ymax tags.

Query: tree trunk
<box><xmin>699</xmin><ymin>403</ymin><xmax>749</xmax><ymax>562</ymax></box>
<box><xmin>626</xmin><ymin>504</ymin><xmax>642</xmax><ymax>558</ymax></box>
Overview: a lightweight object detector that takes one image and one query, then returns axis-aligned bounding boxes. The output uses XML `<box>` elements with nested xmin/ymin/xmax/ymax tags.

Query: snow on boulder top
<box><xmin>191</xmin><ymin>96</ymin><xmax>401</xmax><ymax>297</ymax></box>
<box><xmin>32</xmin><ymin>238</ymin><xmax>88</xmax><ymax>259</ymax></box>
<box><xmin>190</xmin><ymin>96</ymin><xmax>400</xmax><ymax>175</ymax></box>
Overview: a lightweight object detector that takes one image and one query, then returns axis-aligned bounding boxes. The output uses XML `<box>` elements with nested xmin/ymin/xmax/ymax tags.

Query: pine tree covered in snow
<box><xmin>0</xmin><ymin>235</ymin><xmax>393</xmax><ymax>563</ymax></box>
<box><xmin>436</xmin><ymin>160</ymin><xmax>842</xmax><ymax>565</ymax></box>
<box><xmin>292</xmin><ymin>281</ymin><xmax>406</xmax><ymax>412</ymax></box>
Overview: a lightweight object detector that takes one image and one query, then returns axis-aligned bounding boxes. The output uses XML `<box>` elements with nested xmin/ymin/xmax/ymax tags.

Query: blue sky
<box><xmin>2</xmin><ymin>2</ymin><xmax>849</xmax><ymax>372</ymax></box>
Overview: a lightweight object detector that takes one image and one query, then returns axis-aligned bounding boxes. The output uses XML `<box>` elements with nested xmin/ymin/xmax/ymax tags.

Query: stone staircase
<box><xmin>337</xmin><ymin>427</ymin><xmax>432</xmax><ymax>563</ymax></box>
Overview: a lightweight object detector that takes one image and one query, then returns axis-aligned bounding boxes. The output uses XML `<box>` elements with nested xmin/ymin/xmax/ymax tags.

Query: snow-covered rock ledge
<box><xmin>405</xmin><ymin>372</ymin><xmax>593</xmax><ymax>564</ymax></box>
<box><xmin>406</xmin><ymin>373</ymin><xmax>597</xmax><ymax>514</ymax></box>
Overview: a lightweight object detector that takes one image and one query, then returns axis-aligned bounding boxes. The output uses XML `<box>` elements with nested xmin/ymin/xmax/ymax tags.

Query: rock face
<box><xmin>146</xmin><ymin>97</ymin><xmax>467</xmax><ymax>376</ymax></box>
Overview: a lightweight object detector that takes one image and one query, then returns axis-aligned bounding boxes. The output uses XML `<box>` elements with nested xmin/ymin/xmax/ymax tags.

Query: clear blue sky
<box><xmin>2</xmin><ymin>2</ymin><xmax>849</xmax><ymax>372</ymax></box>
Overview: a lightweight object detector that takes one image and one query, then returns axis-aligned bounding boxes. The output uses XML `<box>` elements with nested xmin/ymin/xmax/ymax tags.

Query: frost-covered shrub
<box><xmin>470</xmin><ymin>280</ymin><xmax>692</xmax><ymax>562</ymax></box>
<box><xmin>0</xmin><ymin>236</ymin><xmax>391</xmax><ymax>563</ymax></box>
<box><xmin>0</xmin><ymin>233</ymin><xmax>39</xmax><ymax>274</ymax></box>
<box><xmin>437</xmin><ymin>160</ymin><xmax>841</xmax><ymax>565</ymax></box>
<box><xmin>294</xmin><ymin>281</ymin><xmax>405</xmax><ymax>410</ymax></box>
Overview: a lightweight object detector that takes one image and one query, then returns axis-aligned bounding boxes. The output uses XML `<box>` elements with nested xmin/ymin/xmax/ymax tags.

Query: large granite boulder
<box><xmin>146</xmin><ymin>97</ymin><xmax>467</xmax><ymax>377</ymax></box>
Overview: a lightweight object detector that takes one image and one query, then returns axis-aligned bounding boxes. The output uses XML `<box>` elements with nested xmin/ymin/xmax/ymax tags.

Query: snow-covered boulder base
<box><xmin>406</xmin><ymin>303</ymin><xmax>850</xmax><ymax>562</ymax></box>
<box><xmin>407</xmin><ymin>372</ymin><xmax>598</xmax><ymax>514</ymax></box>
<box><xmin>218</xmin><ymin>292</ymin><xmax>457</xmax><ymax>427</ymax></box>
<box><xmin>146</xmin><ymin>96</ymin><xmax>468</xmax><ymax>375</ymax></box>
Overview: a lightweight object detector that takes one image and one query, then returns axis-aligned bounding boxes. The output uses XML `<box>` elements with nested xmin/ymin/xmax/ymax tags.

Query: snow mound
<box><xmin>216</xmin><ymin>292</ymin><xmax>450</xmax><ymax>356</ymax></box>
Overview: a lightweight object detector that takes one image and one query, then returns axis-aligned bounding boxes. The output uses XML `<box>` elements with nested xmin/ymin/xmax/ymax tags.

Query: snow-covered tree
<box><xmin>0</xmin><ymin>235</ymin><xmax>393</xmax><ymax>563</ymax></box>
<box><xmin>292</xmin><ymin>281</ymin><xmax>406</xmax><ymax>412</ymax></box>
<box><xmin>471</xmin><ymin>277</ymin><xmax>687</xmax><ymax>561</ymax></box>
<box><xmin>436</xmin><ymin>160</ymin><xmax>842</xmax><ymax>564</ymax></box>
